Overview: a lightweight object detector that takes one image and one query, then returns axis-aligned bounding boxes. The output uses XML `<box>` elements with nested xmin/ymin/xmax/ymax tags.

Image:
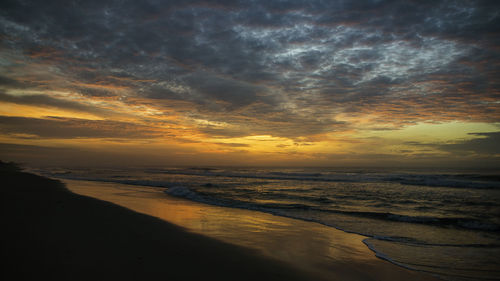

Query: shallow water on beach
<box><xmin>40</xmin><ymin>167</ymin><xmax>500</xmax><ymax>281</ymax></box>
<box><xmin>62</xmin><ymin>179</ymin><xmax>380</xmax><ymax>280</ymax></box>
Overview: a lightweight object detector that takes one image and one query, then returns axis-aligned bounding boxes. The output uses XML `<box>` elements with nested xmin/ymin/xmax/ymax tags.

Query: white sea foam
<box><xmin>362</xmin><ymin>239</ymin><xmax>421</xmax><ymax>272</ymax></box>
<box><xmin>165</xmin><ymin>186</ymin><xmax>203</xmax><ymax>201</ymax></box>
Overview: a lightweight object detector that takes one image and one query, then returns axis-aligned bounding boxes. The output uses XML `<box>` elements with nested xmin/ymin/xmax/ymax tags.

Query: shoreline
<box><xmin>61</xmin><ymin>178</ymin><xmax>442</xmax><ymax>281</ymax></box>
<box><xmin>2</xmin><ymin>167</ymin><xmax>441</xmax><ymax>280</ymax></box>
<box><xmin>1</xmin><ymin>169</ymin><xmax>325</xmax><ymax>281</ymax></box>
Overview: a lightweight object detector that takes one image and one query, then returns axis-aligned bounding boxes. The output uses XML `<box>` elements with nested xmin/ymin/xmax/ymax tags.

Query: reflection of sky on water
<box><xmin>63</xmin><ymin>179</ymin><xmax>411</xmax><ymax>280</ymax></box>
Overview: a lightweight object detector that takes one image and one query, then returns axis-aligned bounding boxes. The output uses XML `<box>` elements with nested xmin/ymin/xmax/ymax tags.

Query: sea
<box><xmin>34</xmin><ymin>166</ymin><xmax>500</xmax><ymax>281</ymax></box>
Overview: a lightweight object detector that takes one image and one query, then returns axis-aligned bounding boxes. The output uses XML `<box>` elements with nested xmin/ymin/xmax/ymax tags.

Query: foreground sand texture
<box><xmin>1</xmin><ymin>165</ymin><xmax>440</xmax><ymax>280</ymax></box>
<box><xmin>64</xmin><ymin>179</ymin><xmax>442</xmax><ymax>281</ymax></box>
<box><xmin>1</xmin><ymin>168</ymin><xmax>322</xmax><ymax>281</ymax></box>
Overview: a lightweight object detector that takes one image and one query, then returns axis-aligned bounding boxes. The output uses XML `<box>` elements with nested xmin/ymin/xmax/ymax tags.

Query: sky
<box><xmin>0</xmin><ymin>0</ymin><xmax>499</xmax><ymax>168</ymax></box>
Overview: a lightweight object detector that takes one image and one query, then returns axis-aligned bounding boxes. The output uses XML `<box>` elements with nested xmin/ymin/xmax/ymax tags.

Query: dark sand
<box><xmin>1</xmin><ymin>163</ymin><xmax>442</xmax><ymax>281</ymax></box>
<box><xmin>1</xmin><ymin>166</ymin><xmax>323</xmax><ymax>281</ymax></box>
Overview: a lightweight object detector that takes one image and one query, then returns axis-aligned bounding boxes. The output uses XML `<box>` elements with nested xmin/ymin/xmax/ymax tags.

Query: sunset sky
<box><xmin>1</xmin><ymin>0</ymin><xmax>499</xmax><ymax>168</ymax></box>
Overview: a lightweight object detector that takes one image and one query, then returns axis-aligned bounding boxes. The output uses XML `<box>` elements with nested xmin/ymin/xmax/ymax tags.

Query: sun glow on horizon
<box><xmin>1</xmin><ymin>1</ymin><xmax>499</xmax><ymax>167</ymax></box>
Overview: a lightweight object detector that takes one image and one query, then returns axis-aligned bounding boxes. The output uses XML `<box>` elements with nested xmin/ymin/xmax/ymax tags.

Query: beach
<box><xmin>1</xmin><ymin>168</ymin><xmax>323</xmax><ymax>281</ymax></box>
<box><xmin>2</xmin><ymin>0</ymin><xmax>499</xmax><ymax>280</ymax></box>
<box><xmin>1</xmin><ymin>165</ymin><xmax>444</xmax><ymax>281</ymax></box>
<box><xmin>39</xmin><ymin>166</ymin><xmax>500</xmax><ymax>281</ymax></box>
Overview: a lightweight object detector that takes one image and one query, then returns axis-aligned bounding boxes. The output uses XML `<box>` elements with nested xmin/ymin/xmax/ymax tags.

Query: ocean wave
<box><xmin>163</xmin><ymin>185</ymin><xmax>500</xmax><ymax>233</ymax></box>
<box><xmin>396</xmin><ymin>178</ymin><xmax>499</xmax><ymax>189</ymax></box>
<box><xmin>44</xmin><ymin>170</ymin><xmax>500</xmax><ymax>234</ymax></box>
<box><xmin>165</xmin><ymin>186</ymin><xmax>205</xmax><ymax>201</ymax></box>
<box><xmin>371</xmin><ymin>235</ymin><xmax>500</xmax><ymax>248</ymax></box>
<box><xmin>362</xmin><ymin>238</ymin><xmax>500</xmax><ymax>281</ymax></box>
<box><xmin>326</xmin><ymin>210</ymin><xmax>500</xmax><ymax>231</ymax></box>
<box><xmin>44</xmin><ymin>168</ymin><xmax>500</xmax><ymax>190</ymax></box>
<box><xmin>156</xmin><ymin>169</ymin><xmax>500</xmax><ymax>189</ymax></box>
<box><xmin>362</xmin><ymin>239</ymin><xmax>417</xmax><ymax>271</ymax></box>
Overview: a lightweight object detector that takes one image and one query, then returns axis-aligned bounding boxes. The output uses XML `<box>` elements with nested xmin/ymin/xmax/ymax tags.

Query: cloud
<box><xmin>0</xmin><ymin>75</ymin><xmax>38</xmax><ymax>89</ymax></box>
<box><xmin>0</xmin><ymin>0</ymin><xmax>499</xmax><ymax>144</ymax></box>
<box><xmin>0</xmin><ymin>116</ymin><xmax>163</xmax><ymax>139</ymax></box>
<box><xmin>439</xmin><ymin>132</ymin><xmax>500</xmax><ymax>155</ymax></box>
<box><xmin>0</xmin><ymin>91</ymin><xmax>112</xmax><ymax>116</ymax></box>
<box><xmin>213</xmin><ymin>142</ymin><xmax>250</xmax><ymax>147</ymax></box>
<box><xmin>182</xmin><ymin>72</ymin><xmax>274</xmax><ymax>110</ymax></box>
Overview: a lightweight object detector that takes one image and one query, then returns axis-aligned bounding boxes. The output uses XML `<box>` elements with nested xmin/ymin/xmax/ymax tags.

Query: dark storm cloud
<box><xmin>0</xmin><ymin>75</ymin><xmax>37</xmax><ymax>89</ymax></box>
<box><xmin>0</xmin><ymin>91</ymin><xmax>113</xmax><ymax>115</ymax></box>
<box><xmin>0</xmin><ymin>142</ymin><xmax>87</xmax><ymax>164</ymax></box>
<box><xmin>183</xmin><ymin>72</ymin><xmax>274</xmax><ymax>109</ymax></box>
<box><xmin>1</xmin><ymin>0</ymin><xmax>499</xmax><ymax>138</ymax></box>
<box><xmin>439</xmin><ymin>132</ymin><xmax>500</xmax><ymax>155</ymax></box>
<box><xmin>404</xmin><ymin>132</ymin><xmax>500</xmax><ymax>156</ymax></box>
<box><xmin>0</xmin><ymin>116</ymin><xmax>162</xmax><ymax>139</ymax></box>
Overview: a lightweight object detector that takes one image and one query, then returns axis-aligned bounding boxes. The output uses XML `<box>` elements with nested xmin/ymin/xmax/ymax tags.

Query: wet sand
<box><xmin>1</xmin><ymin>169</ymin><xmax>323</xmax><ymax>281</ymax></box>
<box><xmin>1</xmin><ymin>167</ymin><xmax>441</xmax><ymax>280</ymax></box>
<box><xmin>62</xmin><ymin>179</ymin><xmax>442</xmax><ymax>281</ymax></box>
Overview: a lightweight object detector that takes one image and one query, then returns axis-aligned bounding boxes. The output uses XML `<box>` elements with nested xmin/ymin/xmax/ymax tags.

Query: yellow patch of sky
<box><xmin>366</xmin><ymin>121</ymin><xmax>500</xmax><ymax>143</ymax></box>
<box><xmin>338</xmin><ymin>121</ymin><xmax>500</xmax><ymax>157</ymax></box>
<box><xmin>201</xmin><ymin>134</ymin><xmax>348</xmax><ymax>156</ymax></box>
<box><xmin>1</xmin><ymin>87</ymin><xmax>169</xmax><ymax>122</ymax></box>
<box><xmin>0</xmin><ymin>135</ymin><xmax>172</xmax><ymax>150</ymax></box>
<box><xmin>215</xmin><ymin>135</ymin><xmax>288</xmax><ymax>151</ymax></box>
<box><xmin>0</xmin><ymin>103</ymin><xmax>103</xmax><ymax>120</ymax></box>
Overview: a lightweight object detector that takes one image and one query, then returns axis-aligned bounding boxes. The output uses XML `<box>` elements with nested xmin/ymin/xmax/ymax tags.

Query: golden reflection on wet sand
<box><xmin>63</xmin><ymin>179</ymin><xmax>434</xmax><ymax>280</ymax></box>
